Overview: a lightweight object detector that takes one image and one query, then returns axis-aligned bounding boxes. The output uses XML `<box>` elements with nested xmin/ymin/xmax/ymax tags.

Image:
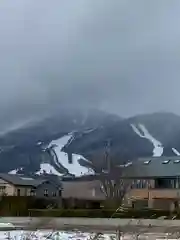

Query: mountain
<box><xmin>0</xmin><ymin>110</ymin><xmax>180</xmax><ymax>177</ymax></box>
<box><xmin>0</xmin><ymin>108</ymin><xmax>120</xmax><ymax>175</ymax></box>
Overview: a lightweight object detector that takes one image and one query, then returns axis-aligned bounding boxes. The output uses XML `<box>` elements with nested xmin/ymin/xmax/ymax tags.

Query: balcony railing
<box><xmin>149</xmin><ymin>189</ymin><xmax>180</xmax><ymax>199</ymax></box>
<box><xmin>129</xmin><ymin>188</ymin><xmax>180</xmax><ymax>199</ymax></box>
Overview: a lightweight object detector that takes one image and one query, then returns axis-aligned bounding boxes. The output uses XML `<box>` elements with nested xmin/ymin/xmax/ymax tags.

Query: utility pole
<box><xmin>104</xmin><ymin>139</ymin><xmax>111</xmax><ymax>173</ymax></box>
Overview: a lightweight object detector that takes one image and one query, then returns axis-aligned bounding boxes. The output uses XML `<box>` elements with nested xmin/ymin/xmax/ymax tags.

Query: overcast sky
<box><xmin>0</xmin><ymin>0</ymin><xmax>180</xmax><ymax>130</ymax></box>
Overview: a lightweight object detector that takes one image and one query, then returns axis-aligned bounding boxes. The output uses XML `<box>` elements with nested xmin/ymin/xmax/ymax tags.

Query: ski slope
<box><xmin>131</xmin><ymin>123</ymin><xmax>163</xmax><ymax>156</ymax></box>
<box><xmin>36</xmin><ymin>163</ymin><xmax>63</xmax><ymax>176</ymax></box>
<box><xmin>48</xmin><ymin>134</ymin><xmax>94</xmax><ymax>177</ymax></box>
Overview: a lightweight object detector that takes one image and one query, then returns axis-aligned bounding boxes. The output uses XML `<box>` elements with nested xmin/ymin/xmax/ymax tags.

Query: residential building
<box><xmin>0</xmin><ymin>173</ymin><xmax>62</xmax><ymax>200</ymax></box>
<box><xmin>62</xmin><ymin>180</ymin><xmax>106</xmax><ymax>208</ymax></box>
<box><xmin>123</xmin><ymin>156</ymin><xmax>180</xmax><ymax>210</ymax></box>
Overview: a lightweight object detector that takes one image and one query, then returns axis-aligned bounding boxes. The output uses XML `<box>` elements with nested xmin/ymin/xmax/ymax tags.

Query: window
<box><xmin>174</xmin><ymin>160</ymin><xmax>180</xmax><ymax>163</ymax></box>
<box><xmin>17</xmin><ymin>189</ymin><xmax>20</xmax><ymax>196</ymax></box>
<box><xmin>58</xmin><ymin>189</ymin><xmax>61</xmax><ymax>197</ymax></box>
<box><xmin>176</xmin><ymin>177</ymin><xmax>180</xmax><ymax>188</ymax></box>
<box><xmin>52</xmin><ymin>192</ymin><xmax>56</xmax><ymax>197</ymax></box>
<box><xmin>92</xmin><ymin>188</ymin><xmax>95</xmax><ymax>197</ymax></box>
<box><xmin>125</xmin><ymin>162</ymin><xmax>132</xmax><ymax>167</ymax></box>
<box><xmin>44</xmin><ymin>189</ymin><xmax>48</xmax><ymax>197</ymax></box>
<box><xmin>155</xmin><ymin>178</ymin><xmax>175</xmax><ymax>189</ymax></box>
<box><xmin>0</xmin><ymin>186</ymin><xmax>5</xmax><ymax>193</ymax></box>
<box><xmin>131</xmin><ymin>179</ymin><xmax>148</xmax><ymax>189</ymax></box>
<box><xmin>162</xmin><ymin>160</ymin><xmax>170</xmax><ymax>164</ymax></box>
<box><xmin>144</xmin><ymin>160</ymin><xmax>151</xmax><ymax>164</ymax></box>
<box><xmin>30</xmin><ymin>189</ymin><xmax>36</xmax><ymax>196</ymax></box>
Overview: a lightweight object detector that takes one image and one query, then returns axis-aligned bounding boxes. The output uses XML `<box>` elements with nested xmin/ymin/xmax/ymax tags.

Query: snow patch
<box><xmin>8</xmin><ymin>169</ymin><xmax>18</xmax><ymax>174</ymax></box>
<box><xmin>8</xmin><ymin>167</ymin><xmax>23</xmax><ymax>174</ymax></box>
<box><xmin>172</xmin><ymin>148</ymin><xmax>180</xmax><ymax>156</ymax></box>
<box><xmin>36</xmin><ymin>163</ymin><xmax>63</xmax><ymax>176</ymax></box>
<box><xmin>48</xmin><ymin>134</ymin><xmax>94</xmax><ymax>177</ymax></box>
<box><xmin>118</xmin><ymin>161</ymin><xmax>132</xmax><ymax>168</ymax></box>
<box><xmin>0</xmin><ymin>230</ymin><xmax>116</xmax><ymax>239</ymax></box>
<box><xmin>49</xmin><ymin>134</ymin><xmax>72</xmax><ymax>150</ymax></box>
<box><xmin>131</xmin><ymin>123</ymin><xmax>163</xmax><ymax>157</ymax></box>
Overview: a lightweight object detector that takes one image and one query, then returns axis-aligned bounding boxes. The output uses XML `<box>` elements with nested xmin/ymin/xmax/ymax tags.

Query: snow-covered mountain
<box><xmin>0</xmin><ymin>110</ymin><xmax>180</xmax><ymax>177</ymax></box>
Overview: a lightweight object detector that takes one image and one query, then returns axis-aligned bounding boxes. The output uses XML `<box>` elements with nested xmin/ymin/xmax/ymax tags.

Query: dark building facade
<box><xmin>123</xmin><ymin>156</ymin><xmax>180</xmax><ymax>210</ymax></box>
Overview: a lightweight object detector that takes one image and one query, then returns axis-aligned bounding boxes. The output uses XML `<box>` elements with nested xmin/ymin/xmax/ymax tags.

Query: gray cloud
<box><xmin>0</xmin><ymin>0</ymin><xmax>180</xmax><ymax>130</ymax></box>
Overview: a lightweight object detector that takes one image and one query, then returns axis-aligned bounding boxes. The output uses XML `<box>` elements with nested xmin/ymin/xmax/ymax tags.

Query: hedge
<box><xmin>0</xmin><ymin>196</ymin><xmax>56</xmax><ymax>216</ymax></box>
<box><xmin>28</xmin><ymin>209</ymin><xmax>172</xmax><ymax>218</ymax></box>
<box><xmin>0</xmin><ymin>196</ymin><xmax>178</xmax><ymax>218</ymax></box>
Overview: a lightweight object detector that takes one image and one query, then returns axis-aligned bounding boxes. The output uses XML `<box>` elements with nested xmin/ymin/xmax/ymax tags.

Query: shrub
<box><xmin>0</xmin><ymin>196</ymin><xmax>56</xmax><ymax>216</ymax></box>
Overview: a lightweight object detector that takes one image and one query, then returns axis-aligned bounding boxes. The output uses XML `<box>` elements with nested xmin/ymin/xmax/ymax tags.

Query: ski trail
<box><xmin>48</xmin><ymin>134</ymin><xmax>94</xmax><ymax>176</ymax></box>
<box><xmin>131</xmin><ymin>123</ymin><xmax>163</xmax><ymax>157</ymax></box>
<box><xmin>131</xmin><ymin>124</ymin><xmax>144</xmax><ymax>137</ymax></box>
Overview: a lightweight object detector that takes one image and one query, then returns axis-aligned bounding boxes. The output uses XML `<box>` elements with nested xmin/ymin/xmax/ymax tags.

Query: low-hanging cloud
<box><xmin>0</xmin><ymin>0</ymin><xmax>180</xmax><ymax>131</ymax></box>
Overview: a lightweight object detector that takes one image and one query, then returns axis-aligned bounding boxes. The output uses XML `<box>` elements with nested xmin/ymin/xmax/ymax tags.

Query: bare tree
<box><xmin>100</xmin><ymin>175</ymin><xmax>130</xmax><ymax>199</ymax></box>
<box><xmin>99</xmin><ymin>168</ymin><xmax>132</xmax><ymax>209</ymax></box>
<box><xmin>98</xmin><ymin>139</ymin><xmax>132</xmax><ymax>208</ymax></box>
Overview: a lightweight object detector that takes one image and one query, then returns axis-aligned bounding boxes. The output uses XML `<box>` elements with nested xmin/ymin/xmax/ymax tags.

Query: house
<box><xmin>0</xmin><ymin>173</ymin><xmax>62</xmax><ymax>200</ymax></box>
<box><xmin>62</xmin><ymin>180</ymin><xmax>106</xmax><ymax>208</ymax></box>
<box><xmin>122</xmin><ymin>156</ymin><xmax>180</xmax><ymax>210</ymax></box>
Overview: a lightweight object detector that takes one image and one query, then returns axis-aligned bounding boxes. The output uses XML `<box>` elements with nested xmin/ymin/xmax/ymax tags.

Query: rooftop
<box><xmin>0</xmin><ymin>173</ymin><xmax>46</xmax><ymax>187</ymax></box>
<box><xmin>62</xmin><ymin>180</ymin><xmax>106</xmax><ymax>200</ymax></box>
<box><xmin>123</xmin><ymin>156</ymin><xmax>180</xmax><ymax>178</ymax></box>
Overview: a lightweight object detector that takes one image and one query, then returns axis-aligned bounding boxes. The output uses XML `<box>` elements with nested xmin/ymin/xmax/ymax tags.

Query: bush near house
<box><xmin>0</xmin><ymin>196</ymin><xmax>55</xmax><ymax>216</ymax></box>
